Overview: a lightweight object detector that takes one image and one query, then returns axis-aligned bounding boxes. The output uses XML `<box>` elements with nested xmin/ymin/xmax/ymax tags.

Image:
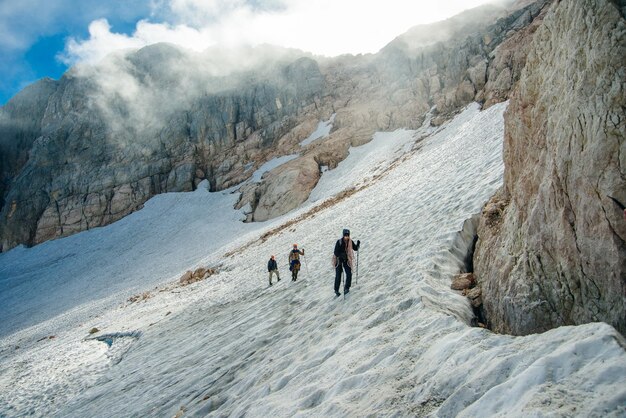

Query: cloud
<box><xmin>61</xmin><ymin>20</ymin><xmax>144</xmax><ymax>65</ymax></box>
<box><xmin>63</xmin><ymin>0</ymin><xmax>499</xmax><ymax>64</ymax></box>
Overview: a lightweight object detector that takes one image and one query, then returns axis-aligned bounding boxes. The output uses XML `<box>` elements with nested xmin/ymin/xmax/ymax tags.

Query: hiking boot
<box><xmin>344</xmin><ymin>289</ymin><xmax>350</xmax><ymax>295</ymax></box>
<box><xmin>269</xmin><ymin>282</ymin><xmax>273</xmax><ymax>286</ymax></box>
<box><xmin>335</xmin><ymin>291</ymin><xmax>341</xmax><ymax>297</ymax></box>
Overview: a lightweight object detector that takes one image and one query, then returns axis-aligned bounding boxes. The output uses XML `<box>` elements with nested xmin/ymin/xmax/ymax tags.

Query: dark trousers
<box><xmin>335</xmin><ymin>259</ymin><xmax>352</xmax><ymax>292</ymax></box>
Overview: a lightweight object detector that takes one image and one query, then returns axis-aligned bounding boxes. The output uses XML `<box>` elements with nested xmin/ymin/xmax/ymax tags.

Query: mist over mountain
<box><xmin>0</xmin><ymin>0</ymin><xmax>548</xmax><ymax>252</ymax></box>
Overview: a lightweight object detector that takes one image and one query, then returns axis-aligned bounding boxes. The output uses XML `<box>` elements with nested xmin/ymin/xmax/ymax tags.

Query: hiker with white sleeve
<box><xmin>332</xmin><ymin>229</ymin><xmax>360</xmax><ymax>297</ymax></box>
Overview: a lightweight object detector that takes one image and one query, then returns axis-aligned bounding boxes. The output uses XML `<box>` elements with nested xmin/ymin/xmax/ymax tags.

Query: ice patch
<box><xmin>300</xmin><ymin>114</ymin><xmax>335</xmax><ymax>147</ymax></box>
<box><xmin>250</xmin><ymin>154</ymin><xmax>299</xmax><ymax>182</ymax></box>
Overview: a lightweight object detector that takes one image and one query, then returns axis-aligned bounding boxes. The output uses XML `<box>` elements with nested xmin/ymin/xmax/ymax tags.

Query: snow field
<box><xmin>1</xmin><ymin>102</ymin><xmax>625</xmax><ymax>417</ymax></box>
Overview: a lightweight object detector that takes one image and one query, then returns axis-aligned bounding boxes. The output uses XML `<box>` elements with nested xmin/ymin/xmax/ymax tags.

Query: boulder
<box><xmin>179</xmin><ymin>271</ymin><xmax>192</xmax><ymax>284</ymax></box>
<box><xmin>192</xmin><ymin>267</ymin><xmax>207</xmax><ymax>280</ymax></box>
<box><xmin>251</xmin><ymin>157</ymin><xmax>320</xmax><ymax>222</ymax></box>
<box><xmin>465</xmin><ymin>287</ymin><xmax>483</xmax><ymax>308</ymax></box>
<box><xmin>451</xmin><ymin>273</ymin><xmax>476</xmax><ymax>290</ymax></box>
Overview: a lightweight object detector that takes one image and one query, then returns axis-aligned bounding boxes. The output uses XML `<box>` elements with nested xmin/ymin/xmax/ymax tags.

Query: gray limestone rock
<box><xmin>474</xmin><ymin>0</ymin><xmax>626</xmax><ymax>335</ymax></box>
<box><xmin>0</xmin><ymin>50</ymin><xmax>324</xmax><ymax>250</ymax></box>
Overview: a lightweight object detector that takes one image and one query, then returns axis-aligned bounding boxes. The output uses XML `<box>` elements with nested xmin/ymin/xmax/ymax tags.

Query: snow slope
<box><xmin>0</xmin><ymin>102</ymin><xmax>624</xmax><ymax>417</ymax></box>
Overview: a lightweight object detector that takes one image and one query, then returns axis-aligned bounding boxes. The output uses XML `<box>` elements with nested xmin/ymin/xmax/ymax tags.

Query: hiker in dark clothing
<box><xmin>333</xmin><ymin>229</ymin><xmax>360</xmax><ymax>296</ymax></box>
<box><xmin>289</xmin><ymin>244</ymin><xmax>305</xmax><ymax>281</ymax></box>
<box><xmin>268</xmin><ymin>255</ymin><xmax>280</xmax><ymax>286</ymax></box>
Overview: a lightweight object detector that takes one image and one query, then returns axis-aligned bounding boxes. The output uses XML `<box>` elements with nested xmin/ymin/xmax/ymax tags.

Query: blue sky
<box><xmin>0</xmin><ymin>0</ymin><xmax>156</xmax><ymax>103</ymax></box>
<box><xmin>0</xmin><ymin>0</ymin><xmax>494</xmax><ymax>105</ymax></box>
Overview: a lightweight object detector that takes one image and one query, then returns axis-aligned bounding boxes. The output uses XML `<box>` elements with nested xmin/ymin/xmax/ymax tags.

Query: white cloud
<box><xmin>62</xmin><ymin>19</ymin><xmax>145</xmax><ymax>64</ymax></box>
<box><xmin>168</xmin><ymin>0</ymin><xmax>249</xmax><ymax>26</ymax></box>
<box><xmin>63</xmin><ymin>0</ymin><xmax>498</xmax><ymax>64</ymax></box>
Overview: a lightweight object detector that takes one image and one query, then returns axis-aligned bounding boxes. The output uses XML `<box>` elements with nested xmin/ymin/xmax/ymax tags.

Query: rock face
<box><xmin>474</xmin><ymin>0</ymin><xmax>626</xmax><ymax>335</ymax></box>
<box><xmin>0</xmin><ymin>50</ymin><xmax>325</xmax><ymax>250</ymax></box>
<box><xmin>0</xmin><ymin>1</ymin><xmax>550</xmax><ymax>251</ymax></box>
<box><xmin>236</xmin><ymin>0</ymin><xmax>552</xmax><ymax>221</ymax></box>
<box><xmin>0</xmin><ymin>78</ymin><xmax>58</xmax><ymax>209</ymax></box>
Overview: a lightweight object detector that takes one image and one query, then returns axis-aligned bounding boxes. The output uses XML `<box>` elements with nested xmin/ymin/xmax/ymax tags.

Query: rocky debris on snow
<box><xmin>178</xmin><ymin>271</ymin><xmax>192</xmax><ymax>284</ymax></box>
<box><xmin>451</xmin><ymin>273</ymin><xmax>484</xmax><ymax>314</ymax></box>
<box><xmin>450</xmin><ymin>265</ymin><xmax>485</xmax><ymax>320</ymax></box>
<box><xmin>463</xmin><ymin>287</ymin><xmax>483</xmax><ymax>308</ymax></box>
<box><xmin>128</xmin><ymin>291</ymin><xmax>152</xmax><ymax>304</ymax></box>
<box><xmin>88</xmin><ymin>327</ymin><xmax>100</xmax><ymax>335</ymax></box>
<box><xmin>174</xmin><ymin>406</ymin><xmax>186</xmax><ymax>418</ymax></box>
<box><xmin>474</xmin><ymin>0</ymin><xmax>626</xmax><ymax>335</ymax></box>
<box><xmin>36</xmin><ymin>335</ymin><xmax>56</xmax><ymax>342</ymax></box>
<box><xmin>450</xmin><ymin>273</ymin><xmax>476</xmax><ymax>290</ymax></box>
<box><xmin>179</xmin><ymin>267</ymin><xmax>217</xmax><ymax>286</ymax></box>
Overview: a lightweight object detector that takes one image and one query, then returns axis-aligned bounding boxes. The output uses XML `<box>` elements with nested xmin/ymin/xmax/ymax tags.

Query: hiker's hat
<box><xmin>343</xmin><ymin>229</ymin><xmax>350</xmax><ymax>236</ymax></box>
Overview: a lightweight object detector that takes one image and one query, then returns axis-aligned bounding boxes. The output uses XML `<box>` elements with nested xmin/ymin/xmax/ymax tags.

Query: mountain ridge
<box><xmin>0</xmin><ymin>0</ymin><xmax>550</xmax><ymax>252</ymax></box>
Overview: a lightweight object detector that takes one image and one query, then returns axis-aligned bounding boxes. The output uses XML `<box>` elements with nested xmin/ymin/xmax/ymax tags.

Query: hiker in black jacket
<box><xmin>332</xmin><ymin>229</ymin><xmax>360</xmax><ymax>296</ymax></box>
<box><xmin>267</xmin><ymin>255</ymin><xmax>280</xmax><ymax>286</ymax></box>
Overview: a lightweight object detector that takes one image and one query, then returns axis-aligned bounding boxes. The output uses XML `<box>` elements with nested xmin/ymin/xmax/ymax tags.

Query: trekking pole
<box><xmin>356</xmin><ymin>245</ymin><xmax>359</xmax><ymax>285</ymax></box>
<box><xmin>303</xmin><ymin>252</ymin><xmax>309</xmax><ymax>275</ymax></box>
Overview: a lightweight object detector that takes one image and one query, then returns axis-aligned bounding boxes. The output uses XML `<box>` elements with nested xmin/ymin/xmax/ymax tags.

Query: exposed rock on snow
<box><xmin>451</xmin><ymin>273</ymin><xmax>476</xmax><ymax>290</ymax></box>
<box><xmin>464</xmin><ymin>287</ymin><xmax>483</xmax><ymax>308</ymax></box>
<box><xmin>249</xmin><ymin>156</ymin><xmax>321</xmax><ymax>222</ymax></box>
<box><xmin>474</xmin><ymin>0</ymin><xmax>626</xmax><ymax>335</ymax></box>
<box><xmin>178</xmin><ymin>267</ymin><xmax>217</xmax><ymax>286</ymax></box>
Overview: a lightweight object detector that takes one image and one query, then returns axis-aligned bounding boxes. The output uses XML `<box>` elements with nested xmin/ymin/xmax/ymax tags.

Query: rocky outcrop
<box><xmin>474</xmin><ymin>0</ymin><xmax>626</xmax><ymax>335</ymax></box>
<box><xmin>0</xmin><ymin>49</ymin><xmax>325</xmax><ymax>250</ymax></box>
<box><xmin>374</xmin><ymin>0</ymin><xmax>550</xmax><ymax>124</ymax></box>
<box><xmin>0</xmin><ymin>78</ymin><xmax>58</xmax><ymax>209</ymax></box>
<box><xmin>234</xmin><ymin>0</ymin><xmax>552</xmax><ymax>219</ymax></box>
<box><xmin>0</xmin><ymin>1</ymin><xmax>551</xmax><ymax>251</ymax></box>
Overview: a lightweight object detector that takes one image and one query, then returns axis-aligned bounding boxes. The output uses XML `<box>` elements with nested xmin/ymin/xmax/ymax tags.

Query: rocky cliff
<box><xmin>0</xmin><ymin>0</ymin><xmax>550</xmax><ymax>251</ymax></box>
<box><xmin>0</xmin><ymin>48</ymin><xmax>325</xmax><ymax>249</ymax></box>
<box><xmin>474</xmin><ymin>0</ymin><xmax>626</xmax><ymax>335</ymax></box>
